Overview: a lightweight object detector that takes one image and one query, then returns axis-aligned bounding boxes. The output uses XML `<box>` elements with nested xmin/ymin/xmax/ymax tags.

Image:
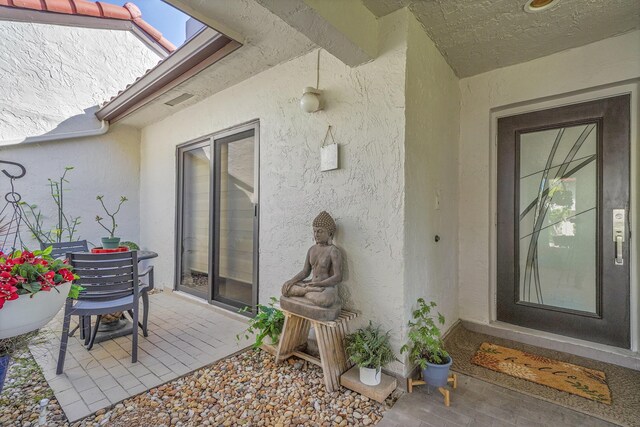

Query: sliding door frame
<box><xmin>175</xmin><ymin>120</ymin><xmax>260</xmax><ymax>315</ymax></box>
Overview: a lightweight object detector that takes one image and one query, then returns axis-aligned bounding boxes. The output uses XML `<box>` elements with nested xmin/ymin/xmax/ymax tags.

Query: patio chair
<box><xmin>44</xmin><ymin>240</ymin><xmax>89</xmax><ymax>259</ymax></box>
<box><xmin>56</xmin><ymin>251</ymin><xmax>143</xmax><ymax>374</ymax></box>
<box><xmin>42</xmin><ymin>241</ymin><xmax>153</xmax><ymax>346</ymax></box>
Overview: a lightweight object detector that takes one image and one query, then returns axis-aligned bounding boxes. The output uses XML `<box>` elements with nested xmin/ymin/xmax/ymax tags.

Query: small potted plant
<box><xmin>345</xmin><ymin>321</ymin><xmax>397</xmax><ymax>386</ymax></box>
<box><xmin>400</xmin><ymin>298</ymin><xmax>452</xmax><ymax>387</ymax></box>
<box><xmin>236</xmin><ymin>297</ymin><xmax>285</xmax><ymax>348</ymax></box>
<box><xmin>95</xmin><ymin>195</ymin><xmax>128</xmax><ymax>249</ymax></box>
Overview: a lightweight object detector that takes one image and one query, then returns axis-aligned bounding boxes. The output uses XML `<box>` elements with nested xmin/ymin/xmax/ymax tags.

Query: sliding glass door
<box><xmin>176</xmin><ymin>123</ymin><xmax>259</xmax><ymax>311</ymax></box>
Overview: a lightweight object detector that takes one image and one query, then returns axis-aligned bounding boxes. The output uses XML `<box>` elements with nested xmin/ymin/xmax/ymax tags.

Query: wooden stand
<box><xmin>273</xmin><ymin>308</ymin><xmax>357</xmax><ymax>392</ymax></box>
<box><xmin>407</xmin><ymin>373</ymin><xmax>457</xmax><ymax>406</ymax></box>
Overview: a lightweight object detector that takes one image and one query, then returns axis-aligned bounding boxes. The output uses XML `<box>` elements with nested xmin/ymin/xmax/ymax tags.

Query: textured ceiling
<box><xmin>362</xmin><ymin>0</ymin><xmax>640</xmax><ymax>77</ymax></box>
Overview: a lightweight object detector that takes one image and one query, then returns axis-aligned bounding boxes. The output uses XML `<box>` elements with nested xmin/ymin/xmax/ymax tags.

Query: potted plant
<box><xmin>95</xmin><ymin>195</ymin><xmax>128</xmax><ymax>249</ymax></box>
<box><xmin>236</xmin><ymin>297</ymin><xmax>285</xmax><ymax>348</ymax></box>
<box><xmin>345</xmin><ymin>321</ymin><xmax>397</xmax><ymax>386</ymax></box>
<box><xmin>400</xmin><ymin>298</ymin><xmax>452</xmax><ymax>387</ymax></box>
<box><xmin>0</xmin><ymin>247</ymin><xmax>81</xmax><ymax>392</ymax></box>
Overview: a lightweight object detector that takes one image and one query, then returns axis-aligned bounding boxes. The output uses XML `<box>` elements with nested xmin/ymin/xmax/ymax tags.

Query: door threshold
<box><xmin>462</xmin><ymin>319</ymin><xmax>640</xmax><ymax>371</ymax></box>
<box><xmin>170</xmin><ymin>289</ymin><xmax>249</xmax><ymax>323</ymax></box>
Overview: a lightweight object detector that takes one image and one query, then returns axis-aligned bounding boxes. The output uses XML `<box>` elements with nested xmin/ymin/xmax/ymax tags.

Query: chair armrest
<box><xmin>138</xmin><ymin>265</ymin><xmax>154</xmax><ymax>291</ymax></box>
<box><xmin>139</xmin><ymin>266</ymin><xmax>153</xmax><ymax>277</ymax></box>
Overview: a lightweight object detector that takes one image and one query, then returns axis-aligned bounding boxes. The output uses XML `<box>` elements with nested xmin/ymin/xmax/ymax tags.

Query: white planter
<box><xmin>359</xmin><ymin>366</ymin><xmax>381</xmax><ymax>386</ymax></box>
<box><xmin>0</xmin><ymin>282</ymin><xmax>71</xmax><ymax>339</ymax></box>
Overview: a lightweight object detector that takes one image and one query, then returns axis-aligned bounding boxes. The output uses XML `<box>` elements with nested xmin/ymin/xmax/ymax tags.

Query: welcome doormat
<box><xmin>472</xmin><ymin>342</ymin><xmax>611</xmax><ymax>404</ymax></box>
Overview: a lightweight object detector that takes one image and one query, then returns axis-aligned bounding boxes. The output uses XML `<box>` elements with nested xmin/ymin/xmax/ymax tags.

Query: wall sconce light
<box><xmin>301</xmin><ymin>50</ymin><xmax>323</xmax><ymax>113</ymax></box>
<box><xmin>300</xmin><ymin>87</ymin><xmax>322</xmax><ymax>113</ymax></box>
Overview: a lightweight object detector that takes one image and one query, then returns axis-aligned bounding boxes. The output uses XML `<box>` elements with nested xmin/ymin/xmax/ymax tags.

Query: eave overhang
<box><xmin>96</xmin><ymin>27</ymin><xmax>241</xmax><ymax>124</ymax></box>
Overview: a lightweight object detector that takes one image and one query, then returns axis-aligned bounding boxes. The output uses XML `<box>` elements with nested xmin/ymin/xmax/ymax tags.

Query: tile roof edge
<box><xmin>0</xmin><ymin>0</ymin><xmax>176</xmax><ymax>52</ymax></box>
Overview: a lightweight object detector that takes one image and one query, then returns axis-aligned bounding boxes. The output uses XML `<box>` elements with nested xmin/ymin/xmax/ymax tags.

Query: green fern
<box><xmin>345</xmin><ymin>321</ymin><xmax>398</xmax><ymax>369</ymax></box>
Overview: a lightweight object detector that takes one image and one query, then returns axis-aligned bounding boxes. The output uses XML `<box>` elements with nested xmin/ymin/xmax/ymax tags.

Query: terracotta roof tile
<box><xmin>0</xmin><ymin>0</ymin><xmax>176</xmax><ymax>52</ymax></box>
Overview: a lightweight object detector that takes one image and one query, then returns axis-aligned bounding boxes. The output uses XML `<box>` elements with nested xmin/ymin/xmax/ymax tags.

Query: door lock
<box><xmin>613</xmin><ymin>209</ymin><xmax>625</xmax><ymax>265</ymax></box>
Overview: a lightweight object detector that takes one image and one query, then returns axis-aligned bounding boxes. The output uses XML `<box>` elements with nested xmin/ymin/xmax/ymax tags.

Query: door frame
<box><xmin>174</xmin><ymin>120</ymin><xmax>260</xmax><ymax>315</ymax></box>
<box><xmin>488</xmin><ymin>82</ymin><xmax>639</xmax><ymax>351</ymax></box>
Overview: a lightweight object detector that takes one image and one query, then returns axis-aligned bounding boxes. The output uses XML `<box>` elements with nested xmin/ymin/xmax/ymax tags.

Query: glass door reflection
<box><xmin>213</xmin><ymin>129</ymin><xmax>257</xmax><ymax>309</ymax></box>
<box><xmin>177</xmin><ymin>142</ymin><xmax>211</xmax><ymax>299</ymax></box>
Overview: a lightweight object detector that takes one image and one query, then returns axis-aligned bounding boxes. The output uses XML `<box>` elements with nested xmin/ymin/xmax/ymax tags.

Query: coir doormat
<box><xmin>472</xmin><ymin>342</ymin><xmax>611</xmax><ymax>404</ymax></box>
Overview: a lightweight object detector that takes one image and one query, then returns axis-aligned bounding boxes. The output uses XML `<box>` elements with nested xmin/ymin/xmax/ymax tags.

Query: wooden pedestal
<box><xmin>408</xmin><ymin>373</ymin><xmax>457</xmax><ymax>406</ymax></box>
<box><xmin>273</xmin><ymin>308</ymin><xmax>357</xmax><ymax>392</ymax></box>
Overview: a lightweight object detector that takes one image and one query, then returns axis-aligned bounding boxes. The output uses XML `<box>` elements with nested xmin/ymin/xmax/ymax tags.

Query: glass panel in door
<box><xmin>214</xmin><ymin>130</ymin><xmax>256</xmax><ymax>308</ymax></box>
<box><xmin>518</xmin><ymin>123</ymin><xmax>597</xmax><ymax>313</ymax></box>
<box><xmin>177</xmin><ymin>143</ymin><xmax>211</xmax><ymax>298</ymax></box>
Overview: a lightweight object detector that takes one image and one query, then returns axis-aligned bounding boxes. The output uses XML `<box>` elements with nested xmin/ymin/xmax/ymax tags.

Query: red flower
<box><xmin>0</xmin><ymin>282</ymin><xmax>19</xmax><ymax>309</ymax></box>
<box><xmin>58</xmin><ymin>269</ymin><xmax>75</xmax><ymax>282</ymax></box>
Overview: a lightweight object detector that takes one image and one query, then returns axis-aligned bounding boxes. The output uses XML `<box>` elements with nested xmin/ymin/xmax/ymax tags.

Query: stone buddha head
<box><xmin>312</xmin><ymin>211</ymin><xmax>336</xmax><ymax>245</ymax></box>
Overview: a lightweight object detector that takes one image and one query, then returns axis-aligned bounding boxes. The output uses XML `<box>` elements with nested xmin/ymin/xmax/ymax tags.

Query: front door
<box><xmin>496</xmin><ymin>95</ymin><xmax>631</xmax><ymax>348</ymax></box>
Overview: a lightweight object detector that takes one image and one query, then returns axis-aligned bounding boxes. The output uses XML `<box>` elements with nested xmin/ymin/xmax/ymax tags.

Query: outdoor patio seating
<box><xmin>43</xmin><ymin>241</ymin><xmax>154</xmax><ymax>346</ymax></box>
<box><xmin>56</xmin><ymin>251</ymin><xmax>145</xmax><ymax>374</ymax></box>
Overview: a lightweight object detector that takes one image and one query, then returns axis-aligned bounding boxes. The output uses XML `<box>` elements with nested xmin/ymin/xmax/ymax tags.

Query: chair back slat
<box><xmin>71</xmin><ymin>259</ymin><xmax>134</xmax><ymax>269</ymax></box>
<box><xmin>41</xmin><ymin>240</ymin><xmax>88</xmax><ymax>259</ymax></box>
<box><xmin>73</xmin><ymin>266</ymin><xmax>133</xmax><ymax>277</ymax></box>
<box><xmin>76</xmin><ymin>275</ymin><xmax>134</xmax><ymax>285</ymax></box>
<box><xmin>71</xmin><ymin>251</ymin><xmax>137</xmax><ymax>261</ymax></box>
<box><xmin>69</xmin><ymin>251</ymin><xmax>138</xmax><ymax>302</ymax></box>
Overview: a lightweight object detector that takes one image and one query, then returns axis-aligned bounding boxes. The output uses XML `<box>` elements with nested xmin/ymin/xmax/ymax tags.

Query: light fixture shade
<box><xmin>300</xmin><ymin>87</ymin><xmax>321</xmax><ymax>113</ymax></box>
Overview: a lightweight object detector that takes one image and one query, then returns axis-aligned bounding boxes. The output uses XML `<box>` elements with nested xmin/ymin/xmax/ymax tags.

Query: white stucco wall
<box><xmin>403</xmin><ymin>11</ymin><xmax>460</xmax><ymax>373</ymax></box>
<box><xmin>139</xmin><ymin>10</ymin><xmax>409</xmax><ymax>373</ymax></box>
<box><xmin>0</xmin><ymin>125</ymin><xmax>141</xmax><ymax>248</ymax></box>
<box><xmin>0</xmin><ymin>19</ymin><xmax>163</xmax><ymax>248</ymax></box>
<box><xmin>0</xmin><ymin>20</ymin><xmax>161</xmax><ymax>142</ymax></box>
<box><xmin>458</xmin><ymin>31</ymin><xmax>640</xmax><ymax>331</ymax></box>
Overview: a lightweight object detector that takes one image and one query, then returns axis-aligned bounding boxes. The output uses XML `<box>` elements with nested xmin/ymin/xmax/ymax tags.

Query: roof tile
<box><xmin>43</xmin><ymin>0</ymin><xmax>74</xmax><ymax>14</ymax></box>
<box><xmin>95</xmin><ymin>1</ymin><xmax>130</xmax><ymax>20</ymax></box>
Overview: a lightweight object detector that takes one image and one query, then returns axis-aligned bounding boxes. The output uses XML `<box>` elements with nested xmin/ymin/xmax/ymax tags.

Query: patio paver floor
<box><xmin>377</xmin><ymin>373</ymin><xmax>617</xmax><ymax>427</ymax></box>
<box><xmin>30</xmin><ymin>292</ymin><xmax>248</xmax><ymax>423</ymax></box>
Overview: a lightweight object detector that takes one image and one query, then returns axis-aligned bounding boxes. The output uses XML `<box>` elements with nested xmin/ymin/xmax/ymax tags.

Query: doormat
<box><xmin>444</xmin><ymin>324</ymin><xmax>640</xmax><ymax>426</ymax></box>
<box><xmin>472</xmin><ymin>342</ymin><xmax>611</xmax><ymax>404</ymax></box>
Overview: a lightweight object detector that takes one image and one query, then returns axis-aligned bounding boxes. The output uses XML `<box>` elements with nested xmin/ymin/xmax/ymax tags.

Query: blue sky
<box><xmin>94</xmin><ymin>0</ymin><xmax>192</xmax><ymax>47</ymax></box>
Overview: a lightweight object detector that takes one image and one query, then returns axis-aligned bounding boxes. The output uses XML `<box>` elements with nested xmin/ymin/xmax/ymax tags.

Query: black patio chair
<box><xmin>56</xmin><ymin>251</ymin><xmax>144</xmax><ymax>374</ymax></box>
<box><xmin>45</xmin><ymin>240</ymin><xmax>89</xmax><ymax>259</ymax></box>
<box><xmin>42</xmin><ymin>241</ymin><xmax>153</xmax><ymax>346</ymax></box>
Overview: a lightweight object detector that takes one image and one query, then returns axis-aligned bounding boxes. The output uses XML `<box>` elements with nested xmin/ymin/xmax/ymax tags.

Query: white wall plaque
<box><xmin>321</xmin><ymin>143</ymin><xmax>339</xmax><ymax>171</ymax></box>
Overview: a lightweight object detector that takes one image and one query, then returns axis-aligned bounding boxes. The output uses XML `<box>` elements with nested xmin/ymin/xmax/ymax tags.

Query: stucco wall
<box><xmin>458</xmin><ymin>31</ymin><xmax>640</xmax><ymax>327</ymax></box>
<box><xmin>0</xmin><ymin>19</ymin><xmax>162</xmax><ymax>248</ymax></box>
<box><xmin>139</xmin><ymin>10</ymin><xmax>409</xmax><ymax>373</ymax></box>
<box><xmin>0</xmin><ymin>125</ymin><xmax>141</xmax><ymax>248</ymax></box>
<box><xmin>403</xmin><ymin>11</ymin><xmax>460</xmax><ymax>374</ymax></box>
<box><xmin>0</xmin><ymin>21</ymin><xmax>161</xmax><ymax>142</ymax></box>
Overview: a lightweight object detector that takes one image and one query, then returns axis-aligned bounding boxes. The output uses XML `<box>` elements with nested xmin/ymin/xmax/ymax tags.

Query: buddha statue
<box><xmin>280</xmin><ymin>211</ymin><xmax>343</xmax><ymax>321</ymax></box>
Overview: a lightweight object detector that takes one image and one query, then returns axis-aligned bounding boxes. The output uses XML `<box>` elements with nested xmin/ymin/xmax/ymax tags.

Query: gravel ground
<box><xmin>0</xmin><ymin>350</ymin><xmax>66</xmax><ymax>426</ymax></box>
<box><xmin>1</xmin><ymin>349</ymin><xmax>397</xmax><ymax>427</ymax></box>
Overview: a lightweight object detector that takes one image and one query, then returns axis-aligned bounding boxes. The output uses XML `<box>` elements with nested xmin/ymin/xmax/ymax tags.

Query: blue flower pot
<box><xmin>0</xmin><ymin>354</ymin><xmax>10</xmax><ymax>394</ymax></box>
<box><xmin>421</xmin><ymin>356</ymin><xmax>452</xmax><ymax>387</ymax></box>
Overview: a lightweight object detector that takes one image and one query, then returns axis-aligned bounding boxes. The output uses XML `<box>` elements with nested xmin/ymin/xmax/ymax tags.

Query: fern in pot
<box><xmin>345</xmin><ymin>321</ymin><xmax>397</xmax><ymax>386</ymax></box>
<box><xmin>400</xmin><ymin>298</ymin><xmax>451</xmax><ymax>387</ymax></box>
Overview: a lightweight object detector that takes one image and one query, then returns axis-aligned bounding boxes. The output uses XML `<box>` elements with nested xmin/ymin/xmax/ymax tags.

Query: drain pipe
<box><xmin>0</xmin><ymin>120</ymin><xmax>109</xmax><ymax>147</ymax></box>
